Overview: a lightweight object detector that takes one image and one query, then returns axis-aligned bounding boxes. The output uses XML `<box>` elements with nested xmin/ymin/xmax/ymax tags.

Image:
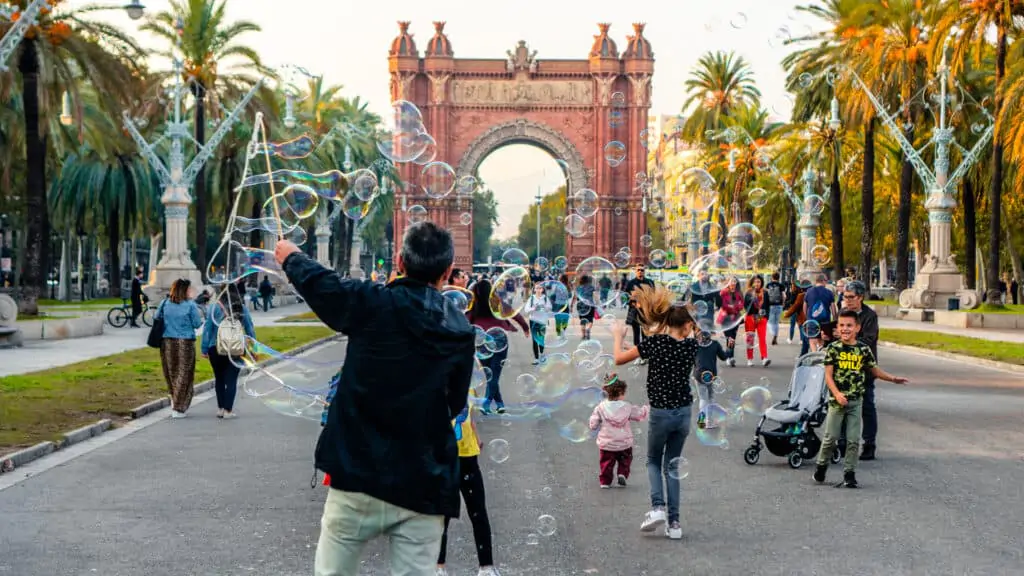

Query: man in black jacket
<box><xmin>275</xmin><ymin>222</ymin><xmax>475</xmax><ymax>576</ymax></box>
<box><xmin>840</xmin><ymin>280</ymin><xmax>881</xmax><ymax>461</ymax></box>
<box><xmin>129</xmin><ymin>267</ymin><xmax>146</xmax><ymax>328</ymax></box>
<box><xmin>624</xmin><ymin>265</ymin><xmax>655</xmax><ymax>351</ymax></box>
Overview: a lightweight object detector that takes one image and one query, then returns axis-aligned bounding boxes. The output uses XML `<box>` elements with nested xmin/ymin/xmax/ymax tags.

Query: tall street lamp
<box><xmin>123</xmin><ymin>17</ymin><xmax>264</xmax><ymax>297</ymax></box>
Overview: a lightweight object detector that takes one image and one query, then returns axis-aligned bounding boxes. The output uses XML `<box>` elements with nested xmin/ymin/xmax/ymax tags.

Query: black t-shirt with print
<box><xmin>637</xmin><ymin>333</ymin><xmax>697</xmax><ymax>409</ymax></box>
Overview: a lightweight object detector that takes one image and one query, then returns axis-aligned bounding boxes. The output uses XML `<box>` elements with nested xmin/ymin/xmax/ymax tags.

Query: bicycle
<box><xmin>107</xmin><ymin>298</ymin><xmax>155</xmax><ymax>328</ymax></box>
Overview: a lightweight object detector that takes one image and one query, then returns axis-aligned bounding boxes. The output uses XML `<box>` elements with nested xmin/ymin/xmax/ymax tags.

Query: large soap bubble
<box><xmin>675</xmin><ymin>167</ymin><xmax>718</xmax><ymax>213</ymax></box>
<box><xmin>573</xmin><ymin>189</ymin><xmax>599</xmax><ymax>218</ymax></box>
<box><xmin>489</xmin><ymin>266</ymin><xmax>532</xmax><ymax>320</ymax></box>
<box><xmin>574</xmin><ymin>257</ymin><xmax>618</xmax><ymax>309</ymax></box>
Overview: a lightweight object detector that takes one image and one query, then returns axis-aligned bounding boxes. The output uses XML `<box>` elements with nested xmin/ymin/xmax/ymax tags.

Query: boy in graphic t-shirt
<box><xmin>813</xmin><ymin>310</ymin><xmax>908</xmax><ymax>488</ymax></box>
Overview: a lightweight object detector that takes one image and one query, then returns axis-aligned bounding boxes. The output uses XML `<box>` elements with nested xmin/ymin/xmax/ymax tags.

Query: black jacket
<box><xmin>283</xmin><ymin>253</ymin><xmax>476</xmax><ymax>517</ymax></box>
<box><xmin>854</xmin><ymin>304</ymin><xmax>880</xmax><ymax>359</ymax></box>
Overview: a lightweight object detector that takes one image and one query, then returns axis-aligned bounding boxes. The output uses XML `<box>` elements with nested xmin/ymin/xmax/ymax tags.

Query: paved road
<box><xmin>1</xmin><ymin>333</ymin><xmax>1022</xmax><ymax>575</ymax></box>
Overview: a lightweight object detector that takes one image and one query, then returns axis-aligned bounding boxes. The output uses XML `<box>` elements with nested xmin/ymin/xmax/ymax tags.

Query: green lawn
<box><xmin>0</xmin><ymin>325</ymin><xmax>334</xmax><ymax>456</ymax></box>
<box><xmin>974</xmin><ymin>303</ymin><xmax>1024</xmax><ymax>315</ymax></box>
<box><xmin>38</xmin><ymin>297</ymin><xmax>124</xmax><ymax>307</ymax></box>
<box><xmin>881</xmin><ymin>328</ymin><xmax>1024</xmax><ymax>366</ymax></box>
<box><xmin>276</xmin><ymin>311</ymin><xmax>322</xmax><ymax>323</ymax></box>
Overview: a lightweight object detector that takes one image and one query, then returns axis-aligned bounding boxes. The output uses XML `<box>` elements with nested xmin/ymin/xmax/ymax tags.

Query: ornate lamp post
<box><xmin>123</xmin><ymin>18</ymin><xmax>263</xmax><ymax>297</ymax></box>
<box><xmin>847</xmin><ymin>36</ymin><xmax>992</xmax><ymax>311</ymax></box>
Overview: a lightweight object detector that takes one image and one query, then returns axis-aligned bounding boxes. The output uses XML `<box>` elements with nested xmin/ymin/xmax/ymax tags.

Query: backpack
<box><xmin>767</xmin><ymin>283</ymin><xmax>783</xmax><ymax>305</ymax></box>
<box><xmin>216</xmin><ymin>310</ymin><xmax>246</xmax><ymax>356</ymax></box>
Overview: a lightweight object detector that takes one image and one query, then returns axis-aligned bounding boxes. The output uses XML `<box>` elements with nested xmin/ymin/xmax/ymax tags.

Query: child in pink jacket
<box><xmin>589</xmin><ymin>373</ymin><xmax>650</xmax><ymax>488</ymax></box>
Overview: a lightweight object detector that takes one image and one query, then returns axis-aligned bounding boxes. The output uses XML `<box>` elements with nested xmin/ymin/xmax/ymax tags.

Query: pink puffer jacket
<box><xmin>588</xmin><ymin>400</ymin><xmax>650</xmax><ymax>451</ymax></box>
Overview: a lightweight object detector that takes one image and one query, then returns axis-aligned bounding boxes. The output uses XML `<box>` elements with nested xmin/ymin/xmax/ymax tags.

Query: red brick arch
<box><xmin>388</xmin><ymin>21</ymin><xmax>654</xmax><ymax>268</ymax></box>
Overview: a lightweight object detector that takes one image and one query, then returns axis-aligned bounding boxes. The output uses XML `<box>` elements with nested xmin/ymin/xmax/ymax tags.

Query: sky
<box><xmin>70</xmin><ymin>0</ymin><xmax>821</xmax><ymax>237</ymax></box>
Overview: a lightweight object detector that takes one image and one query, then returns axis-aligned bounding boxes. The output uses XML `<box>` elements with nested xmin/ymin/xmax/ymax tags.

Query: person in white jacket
<box><xmin>589</xmin><ymin>374</ymin><xmax>650</xmax><ymax>488</ymax></box>
<box><xmin>523</xmin><ymin>283</ymin><xmax>553</xmax><ymax>365</ymax></box>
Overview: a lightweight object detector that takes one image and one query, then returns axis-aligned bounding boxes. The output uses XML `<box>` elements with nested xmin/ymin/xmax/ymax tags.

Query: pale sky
<box><xmin>72</xmin><ymin>0</ymin><xmax>819</xmax><ymax>237</ymax></box>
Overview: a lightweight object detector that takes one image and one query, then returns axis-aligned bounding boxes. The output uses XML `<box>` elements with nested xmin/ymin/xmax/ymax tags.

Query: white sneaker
<box><xmin>436</xmin><ymin>567</ymin><xmax>448</xmax><ymax>576</ymax></box>
<box><xmin>762</xmin><ymin>359</ymin><xmax>772</xmax><ymax>367</ymax></box>
<box><xmin>747</xmin><ymin>360</ymin><xmax>754</xmax><ymax>367</ymax></box>
<box><xmin>786</xmin><ymin>338</ymin><xmax>793</xmax><ymax>344</ymax></box>
<box><xmin>640</xmin><ymin>508</ymin><xmax>667</xmax><ymax>532</ymax></box>
<box><xmin>170</xmin><ymin>410</ymin><xmax>187</xmax><ymax>419</ymax></box>
<box><xmin>478</xmin><ymin>567</ymin><xmax>501</xmax><ymax>576</ymax></box>
<box><xmin>223</xmin><ymin>412</ymin><xmax>238</xmax><ymax>419</ymax></box>
<box><xmin>665</xmin><ymin>521</ymin><xmax>682</xmax><ymax>540</ymax></box>
<box><xmin>600</xmin><ymin>484</ymin><xmax>611</xmax><ymax>489</ymax></box>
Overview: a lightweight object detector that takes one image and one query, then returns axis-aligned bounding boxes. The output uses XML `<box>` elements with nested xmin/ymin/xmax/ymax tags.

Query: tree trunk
<box><xmin>788</xmin><ymin>203</ymin><xmax>797</xmax><ymax>269</ymax></box>
<box><xmin>894</xmin><ymin>124</ymin><xmax>916</xmax><ymax>291</ymax></box>
<box><xmin>18</xmin><ymin>38</ymin><xmax>47</xmax><ymax>315</ymax></box>
<box><xmin>108</xmin><ymin>206</ymin><xmax>121</xmax><ymax>299</ymax></box>
<box><xmin>193</xmin><ymin>81</ymin><xmax>209</xmax><ymax>277</ymax></box>
<box><xmin>963</xmin><ymin>176</ymin><xmax>977</xmax><ymax>289</ymax></box>
<box><xmin>829</xmin><ymin>155</ymin><xmax>844</xmax><ymax>274</ymax></box>
<box><xmin>1002</xmin><ymin>210</ymin><xmax>1022</xmax><ymax>305</ymax></box>
<box><xmin>859</xmin><ymin>119</ymin><xmax>875</xmax><ymax>287</ymax></box>
<box><xmin>59</xmin><ymin>230</ymin><xmax>72</xmax><ymax>301</ymax></box>
<box><xmin>985</xmin><ymin>24</ymin><xmax>1007</xmax><ymax>304</ymax></box>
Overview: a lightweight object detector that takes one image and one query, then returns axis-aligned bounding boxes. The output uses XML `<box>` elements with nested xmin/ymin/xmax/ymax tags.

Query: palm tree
<box><xmin>141</xmin><ymin>0</ymin><xmax>265</xmax><ymax>277</ymax></box>
<box><xmin>1</xmin><ymin>2</ymin><xmax>141</xmax><ymax>313</ymax></box>
<box><xmin>933</xmin><ymin>0</ymin><xmax>1024</xmax><ymax>303</ymax></box>
<box><xmin>680</xmin><ymin>51</ymin><xmax>761</xmax><ymax>144</ymax></box>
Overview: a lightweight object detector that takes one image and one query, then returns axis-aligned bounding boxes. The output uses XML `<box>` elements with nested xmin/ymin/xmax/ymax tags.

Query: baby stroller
<box><xmin>742</xmin><ymin>352</ymin><xmax>842</xmax><ymax>469</ymax></box>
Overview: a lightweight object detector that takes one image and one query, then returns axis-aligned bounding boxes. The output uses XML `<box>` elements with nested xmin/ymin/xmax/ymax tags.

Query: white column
<box><xmin>349</xmin><ymin>223</ymin><xmax>364</xmax><ymax>279</ymax></box>
<box><xmin>315</xmin><ymin>209</ymin><xmax>331</xmax><ymax>266</ymax></box>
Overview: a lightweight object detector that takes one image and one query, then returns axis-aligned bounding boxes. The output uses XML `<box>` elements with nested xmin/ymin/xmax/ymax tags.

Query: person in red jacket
<box><xmin>717</xmin><ymin>276</ymin><xmax>745</xmax><ymax>367</ymax></box>
<box><xmin>467</xmin><ymin>279</ymin><xmax>530</xmax><ymax>414</ymax></box>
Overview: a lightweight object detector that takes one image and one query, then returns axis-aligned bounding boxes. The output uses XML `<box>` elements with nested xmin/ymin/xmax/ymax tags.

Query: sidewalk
<box><xmin>0</xmin><ymin>302</ymin><xmax>313</xmax><ymax>377</ymax></box>
<box><xmin>878</xmin><ymin>317</ymin><xmax>1024</xmax><ymax>344</ymax></box>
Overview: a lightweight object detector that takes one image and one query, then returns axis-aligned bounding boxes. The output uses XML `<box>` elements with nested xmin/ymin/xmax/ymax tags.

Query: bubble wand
<box><xmin>258</xmin><ymin>120</ymin><xmax>286</xmax><ymax>241</ymax></box>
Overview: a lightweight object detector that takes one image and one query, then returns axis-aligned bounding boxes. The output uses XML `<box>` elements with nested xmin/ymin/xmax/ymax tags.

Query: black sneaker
<box><xmin>835</xmin><ymin>471</ymin><xmax>858</xmax><ymax>488</ymax></box>
<box><xmin>860</xmin><ymin>444</ymin><xmax>876</xmax><ymax>461</ymax></box>
<box><xmin>617</xmin><ymin>474</ymin><xmax>627</xmax><ymax>487</ymax></box>
<box><xmin>812</xmin><ymin>465</ymin><xmax>827</xmax><ymax>483</ymax></box>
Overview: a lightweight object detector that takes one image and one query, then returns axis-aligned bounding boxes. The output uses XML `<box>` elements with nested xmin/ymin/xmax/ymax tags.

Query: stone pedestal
<box><xmin>315</xmin><ymin>211</ymin><xmax>331</xmax><ymax>267</ymax></box>
<box><xmin>144</xmin><ymin>197</ymin><xmax>201</xmax><ymax>301</ymax></box>
<box><xmin>795</xmin><ymin>214</ymin><xmax>822</xmax><ymax>280</ymax></box>
<box><xmin>0</xmin><ymin>293</ymin><xmax>24</xmax><ymax>349</ymax></box>
<box><xmin>349</xmin><ymin>224</ymin><xmax>365</xmax><ymax>279</ymax></box>
<box><xmin>898</xmin><ymin>185</ymin><xmax>978</xmax><ymax>310</ymax></box>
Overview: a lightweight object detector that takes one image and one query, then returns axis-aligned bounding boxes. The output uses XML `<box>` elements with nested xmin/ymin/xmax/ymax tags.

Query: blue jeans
<box><xmin>647</xmin><ymin>406</ymin><xmax>692</xmax><ymax>523</ymax></box>
<box><xmin>768</xmin><ymin>305</ymin><xmax>783</xmax><ymax>337</ymax></box>
<box><xmin>483</xmin><ymin>348</ymin><xmax>509</xmax><ymax>409</ymax></box>
<box><xmin>789</xmin><ymin>313</ymin><xmax>798</xmax><ymax>340</ymax></box>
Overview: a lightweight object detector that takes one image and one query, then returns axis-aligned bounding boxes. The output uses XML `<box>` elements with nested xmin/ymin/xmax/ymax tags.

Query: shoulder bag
<box><xmin>147</xmin><ymin>300</ymin><xmax>166</xmax><ymax>348</ymax></box>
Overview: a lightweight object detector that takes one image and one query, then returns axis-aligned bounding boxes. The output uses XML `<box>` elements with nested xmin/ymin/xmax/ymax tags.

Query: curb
<box><xmin>879</xmin><ymin>341</ymin><xmax>1024</xmax><ymax>375</ymax></box>
<box><xmin>0</xmin><ymin>333</ymin><xmax>343</xmax><ymax>476</ymax></box>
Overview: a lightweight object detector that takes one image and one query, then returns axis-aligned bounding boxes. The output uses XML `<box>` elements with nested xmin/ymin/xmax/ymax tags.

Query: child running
<box><xmin>588</xmin><ymin>373</ymin><xmax>649</xmax><ymax>488</ymax></box>
<box><xmin>693</xmin><ymin>331</ymin><xmax>728</xmax><ymax>429</ymax></box>
<box><xmin>813</xmin><ymin>309</ymin><xmax>908</xmax><ymax>488</ymax></box>
<box><xmin>612</xmin><ymin>285</ymin><xmax>698</xmax><ymax>540</ymax></box>
<box><xmin>437</xmin><ymin>389</ymin><xmax>498</xmax><ymax>576</ymax></box>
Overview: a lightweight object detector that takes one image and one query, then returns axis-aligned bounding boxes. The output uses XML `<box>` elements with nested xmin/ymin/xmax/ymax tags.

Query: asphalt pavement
<box><xmin>1</xmin><ymin>331</ymin><xmax>1022</xmax><ymax>575</ymax></box>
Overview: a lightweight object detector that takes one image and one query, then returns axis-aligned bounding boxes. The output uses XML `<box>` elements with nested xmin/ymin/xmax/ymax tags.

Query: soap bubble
<box><xmin>811</xmin><ymin>244</ymin><xmax>831</xmax><ymax>266</ymax></box>
<box><xmin>801</xmin><ymin>320</ymin><xmax>821</xmax><ymax>339</ymax></box>
<box><xmin>604</xmin><ymin>141</ymin><xmax>626</xmax><ymax>167</ymax></box>
<box><xmin>739</xmin><ymin>386</ymin><xmax>773</xmax><ymax>415</ymax></box>
<box><xmin>675</xmin><ymin>168</ymin><xmax>718</xmax><ymax>212</ymax></box>
<box><xmin>501</xmin><ymin>248</ymin><xmax>530</xmax><ymax>266</ymax></box>
<box><xmin>727</xmin><ymin>222</ymin><xmax>764</xmax><ymax>255</ymax></box>
<box><xmin>613</xmin><ymin>250</ymin><xmax>631</xmax><ymax>268</ymax></box>
<box><xmin>421</xmin><ymin>161</ymin><xmax>456</xmax><ymax>198</ymax></box>
<box><xmin>537</xmin><ymin>515</ymin><xmax>557</xmax><ymax>536</ymax></box>
<box><xmin>534</xmin><ymin>256</ymin><xmax>550</xmax><ymax>272</ymax></box>
<box><xmin>483</xmin><ymin>326</ymin><xmax>509</xmax><ymax>353</ymax></box>
<box><xmin>412</xmin><ymin>133</ymin><xmax>438</xmax><ymax>165</ymax></box>
<box><xmin>695</xmin><ymin>403</ymin><xmax>730</xmax><ymax>447</ymax></box>
<box><xmin>574</xmin><ymin>257</ymin><xmax>618</xmax><ymax>308</ymax></box>
<box><xmin>573</xmin><ymin>188</ymin><xmax>599</xmax><ymax>218</ymax></box>
<box><xmin>668</xmin><ymin>456</ymin><xmax>690</xmax><ymax>480</ymax></box>
<box><xmin>648</xmin><ymin>249</ymin><xmax>668</xmax><ymax>268</ymax></box>
<box><xmin>803</xmin><ymin>194</ymin><xmax>826</xmax><ymax>216</ymax></box>
<box><xmin>489</xmin><ymin>266</ymin><xmax>532</xmax><ymax>319</ymax></box>
<box><xmin>564</xmin><ymin>214</ymin><xmax>587</xmax><ymax>237</ymax></box>
<box><xmin>640</xmin><ymin>234</ymin><xmax>654</xmax><ymax>248</ymax></box>
<box><xmin>407</xmin><ymin>204</ymin><xmax>429</xmax><ymax>224</ymax></box>
<box><xmin>488</xmin><ymin>438</ymin><xmax>510</xmax><ymax>463</ymax></box>
<box><xmin>747</xmin><ymin>187</ymin><xmax>768</xmax><ymax>208</ymax></box>
<box><xmin>456</xmin><ymin>174</ymin><xmax>479</xmax><ymax>196</ymax></box>
<box><xmin>459</xmin><ymin>212</ymin><xmax>473</xmax><ymax>225</ymax></box>
<box><xmin>442</xmin><ymin>285</ymin><xmax>474</xmax><ymax>312</ymax></box>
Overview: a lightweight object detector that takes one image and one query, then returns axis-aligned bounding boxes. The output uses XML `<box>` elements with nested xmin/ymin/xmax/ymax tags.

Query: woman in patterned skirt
<box><xmin>155</xmin><ymin>278</ymin><xmax>204</xmax><ymax>418</ymax></box>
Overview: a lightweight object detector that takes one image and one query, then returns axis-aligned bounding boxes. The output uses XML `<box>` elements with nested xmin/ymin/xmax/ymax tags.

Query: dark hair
<box><xmin>468</xmin><ymin>279</ymin><xmax>496</xmax><ymax>321</ymax></box>
<box><xmin>400</xmin><ymin>222</ymin><xmax>454</xmax><ymax>283</ymax></box>
<box><xmin>845</xmin><ymin>280</ymin><xmax>867</xmax><ymax>297</ymax></box>
<box><xmin>219</xmin><ymin>283</ymin><xmax>245</xmax><ymax>316</ymax></box>
<box><xmin>579</xmin><ymin>274</ymin><xmax>592</xmax><ymax>285</ymax></box>
<box><xmin>746</xmin><ymin>274</ymin><xmax>764</xmax><ymax>291</ymax></box>
<box><xmin>837</xmin><ymin>309</ymin><xmax>860</xmax><ymax>323</ymax></box>
<box><xmin>603</xmin><ymin>373</ymin><xmax>627</xmax><ymax>399</ymax></box>
<box><xmin>169</xmin><ymin>278</ymin><xmax>191</xmax><ymax>304</ymax></box>
<box><xmin>771</xmin><ymin>272</ymin><xmax>780</xmax><ymax>281</ymax></box>
<box><xmin>448</xmin><ymin>268</ymin><xmax>464</xmax><ymax>285</ymax></box>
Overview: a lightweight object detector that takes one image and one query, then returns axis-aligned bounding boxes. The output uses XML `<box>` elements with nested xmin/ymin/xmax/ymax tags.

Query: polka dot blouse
<box><xmin>637</xmin><ymin>334</ymin><xmax>698</xmax><ymax>409</ymax></box>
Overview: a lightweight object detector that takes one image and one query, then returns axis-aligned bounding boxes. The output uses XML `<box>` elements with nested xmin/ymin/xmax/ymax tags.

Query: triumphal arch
<box><xmin>387</xmin><ymin>21</ymin><xmax>654</xmax><ymax>267</ymax></box>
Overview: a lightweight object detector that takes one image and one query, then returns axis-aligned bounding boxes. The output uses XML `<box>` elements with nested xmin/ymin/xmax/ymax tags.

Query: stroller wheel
<box><xmin>743</xmin><ymin>446</ymin><xmax>760</xmax><ymax>465</ymax></box>
<box><xmin>830</xmin><ymin>447</ymin><xmax>843</xmax><ymax>464</ymax></box>
<box><xmin>787</xmin><ymin>452</ymin><xmax>804</xmax><ymax>469</ymax></box>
